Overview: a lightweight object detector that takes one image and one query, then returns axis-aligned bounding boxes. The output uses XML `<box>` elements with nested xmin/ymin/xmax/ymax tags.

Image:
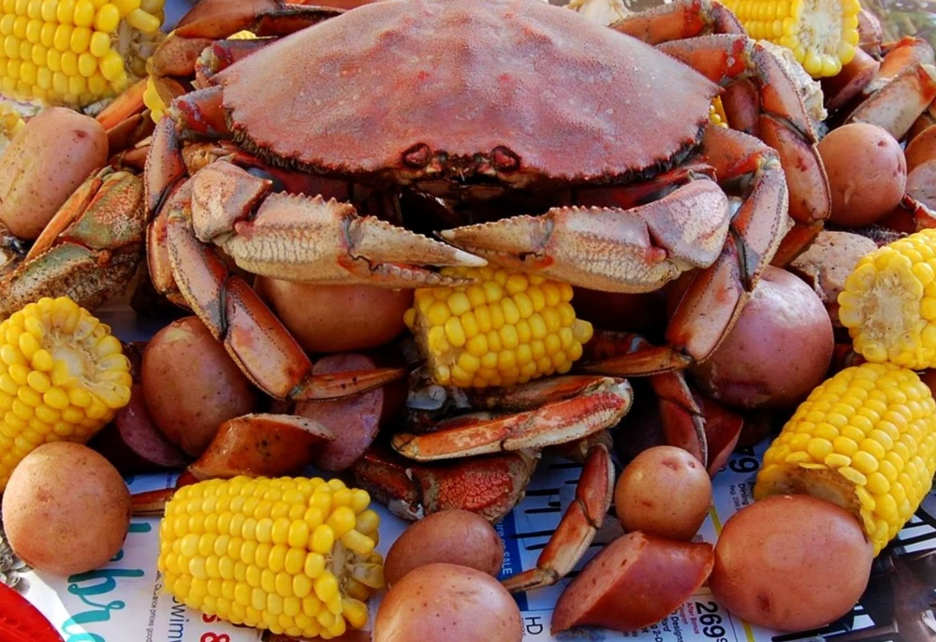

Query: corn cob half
<box><xmin>839</xmin><ymin>229</ymin><xmax>936</xmax><ymax>370</ymax></box>
<box><xmin>403</xmin><ymin>266</ymin><xmax>594</xmax><ymax>389</ymax></box>
<box><xmin>0</xmin><ymin>296</ymin><xmax>132</xmax><ymax>490</ymax></box>
<box><xmin>722</xmin><ymin>0</ymin><xmax>861</xmax><ymax>77</ymax></box>
<box><xmin>0</xmin><ymin>0</ymin><xmax>165</xmax><ymax>107</ymax></box>
<box><xmin>158</xmin><ymin>476</ymin><xmax>384</xmax><ymax>640</ymax></box>
<box><xmin>754</xmin><ymin>362</ymin><xmax>936</xmax><ymax>554</ymax></box>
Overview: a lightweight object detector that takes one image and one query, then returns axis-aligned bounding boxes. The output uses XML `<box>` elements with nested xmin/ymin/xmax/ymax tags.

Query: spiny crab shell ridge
<box><xmin>215</xmin><ymin>0</ymin><xmax>721</xmax><ymax>190</ymax></box>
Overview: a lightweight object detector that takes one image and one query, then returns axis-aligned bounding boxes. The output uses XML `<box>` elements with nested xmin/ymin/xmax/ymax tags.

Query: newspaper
<box><xmin>17</xmin><ymin>440</ymin><xmax>936</xmax><ymax>642</ymax></box>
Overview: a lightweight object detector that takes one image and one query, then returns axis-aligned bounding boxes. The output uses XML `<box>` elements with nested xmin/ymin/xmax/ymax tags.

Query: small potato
<box><xmin>374</xmin><ymin>563</ymin><xmax>523</xmax><ymax>642</ymax></box>
<box><xmin>255</xmin><ymin>278</ymin><xmax>413</xmax><ymax>353</ymax></box>
<box><xmin>384</xmin><ymin>509</ymin><xmax>504</xmax><ymax>585</ymax></box>
<box><xmin>2</xmin><ymin>442</ymin><xmax>131</xmax><ymax>575</ymax></box>
<box><xmin>907</xmin><ymin>159</ymin><xmax>936</xmax><ymax>211</ymax></box>
<box><xmin>710</xmin><ymin>495</ymin><xmax>873</xmax><ymax>632</ymax></box>
<box><xmin>0</xmin><ymin>108</ymin><xmax>107</xmax><ymax>239</ymax></box>
<box><xmin>818</xmin><ymin>122</ymin><xmax>907</xmax><ymax>227</ymax></box>
<box><xmin>142</xmin><ymin>316</ymin><xmax>258</xmax><ymax>457</ymax></box>
<box><xmin>615</xmin><ymin>446</ymin><xmax>712</xmax><ymax>540</ymax></box>
<box><xmin>690</xmin><ymin>267</ymin><xmax>833</xmax><ymax>409</ymax></box>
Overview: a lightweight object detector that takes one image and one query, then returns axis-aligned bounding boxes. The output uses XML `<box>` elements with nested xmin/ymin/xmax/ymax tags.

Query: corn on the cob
<box><xmin>158</xmin><ymin>476</ymin><xmax>384</xmax><ymax>640</ymax></box>
<box><xmin>0</xmin><ymin>296</ymin><xmax>132</xmax><ymax>490</ymax></box>
<box><xmin>839</xmin><ymin>229</ymin><xmax>936</xmax><ymax>370</ymax></box>
<box><xmin>722</xmin><ymin>0</ymin><xmax>861</xmax><ymax>77</ymax></box>
<box><xmin>403</xmin><ymin>266</ymin><xmax>594</xmax><ymax>389</ymax></box>
<box><xmin>0</xmin><ymin>0</ymin><xmax>165</xmax><ymax>107</ymax></box>
<box><xmin>754</xmin><ymin>362</ymin><xmax>936</xmax><ymax>554</ymax></box>
<box><xmin>709</xmin><ymin>97</ymin><xmax>729</xmax><ymax>128</ymax></box>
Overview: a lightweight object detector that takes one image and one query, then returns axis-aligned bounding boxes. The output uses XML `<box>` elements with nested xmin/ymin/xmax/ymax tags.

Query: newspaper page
<box><xmin>16</xmin><ymin>441</ymin><xmax>936</xmax><ymax>642</ymax></box>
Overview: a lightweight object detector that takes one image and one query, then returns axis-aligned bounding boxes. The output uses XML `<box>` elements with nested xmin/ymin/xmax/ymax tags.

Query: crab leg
<box><xmin>654</xmin><ymin>33</ymin><xmax>829</xmax><ymax>255</ymax></box>
<box><xmin>164</xmin><ymin>190</ymin><xmax>405</xmax><ymax>401</ymax></box>
<box><xmin>610</xmin><ymin>0</ymin><xmax>743</xmax><ymax>43</ymax></box>
<box><xmin>391</xmin><ymin>377</ymin><xmax>633</xmax><ymax>460</ymax></box>
<box><xmin>501</xmin><ymin>440</ymin><xmax>614</xmax><ymax>593</ymax></box>
<box><xmin>350</xmin><ymin>447</ymin><xmax>537</xmax><ymax>523</ymax></box>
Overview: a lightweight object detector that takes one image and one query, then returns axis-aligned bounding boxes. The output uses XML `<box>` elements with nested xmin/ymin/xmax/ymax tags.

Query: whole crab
<box><xmin>140</xmin><ymin>0</ymin><xmax>832</xmax><ymax>592</ymax></box>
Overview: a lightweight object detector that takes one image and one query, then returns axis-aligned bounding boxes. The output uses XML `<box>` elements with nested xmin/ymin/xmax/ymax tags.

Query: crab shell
<box><xmin>212</xmin><ymin>0</ymin><xmax>720</xmax><ymax>191</ymax></box>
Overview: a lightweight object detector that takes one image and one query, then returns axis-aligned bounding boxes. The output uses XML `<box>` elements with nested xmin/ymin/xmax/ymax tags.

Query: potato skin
<box><xmin>2</xmin><ymin>442</ymin><xmax>131</xmax><ymax>575</ymax></box>
<box><xmin>690</xmin><ymin>267</ymin><xmax>834</xmax><ymax>409</ymax></box>
<box><xmin>0</xmin><ymin>108</ymin><xmax>107</xmax><ymax>239</ymax></box>
<box><xmin>710</xmin><ymin>495</ymin><xmax>873</xmax><ymax>632</ymax></box>
<box><xmin>374</xmin><ymin>563</ymin><xmax>523</xmax><ymax>642</ymax></box>
<box><xmin>615</xmin><ymin>446</ymin><xmax>712</xmax><ymax>540</ymax></box>
<box><xmin>818</xmin><ymin>122</ymin><xmax>907</xmax><ymax>227</ymax></box>
<box><xmin>255</xmin><ymin>278</ymin><xmax>413</xmax><ymax>353</ymax></box>
<box><xmin>384</xmin><ymin>509</ymin><xmax>505</xmax><ymax>585</ymax></box>
<box><xmin>142</xmin><ymin>316</ymin><xmax>258</xmax><ymax>457</ymax></box>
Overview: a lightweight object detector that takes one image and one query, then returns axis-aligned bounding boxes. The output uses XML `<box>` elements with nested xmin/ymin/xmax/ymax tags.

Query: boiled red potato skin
<box><xmin>0</xmin><ymin>108</ymin><xmax>108</xmax><ymax>239</ymax></box>
<box><xmin>374</xmin><ymin>563</ymin><xmax>523</xmax><ymax>642</ymax></box>
<box><xmin>142</xmin><ymin>316</ymin><xmax>258</xmax><ymax>457</ymax></box>
<box><xmin>552</xmin><ymin>532</ymin><xmax>714</xmax><ymax>633</ymax></box>
<box><xmin>384</xmin><ymin>509</ymin><xmax>505</xmax><ymax>585</ymax></box>
<box><xmin>615</xmin><ymin>445</ymin><xmax>712</xmax><ymax>540</ymax></box>
<box><xmin>255</xmin><ymin>278</ymin><xmax>413</xmax><ymax>353</ymax></box>
<box><xmin>294</xmin><ymin>352</ymin><xmax>407</xmax><ymax>471</ymax></box>
<box><xmin>2</xmin><ymin>443</ymin><xmax>131</xmax><ymax>575</ymax></box>
<box><xmin>690</xmin><ymin>267</ymin><xmax>834</xmax><ymax>409</ymax></box>
<box><xmin>710</xmin><ymin>495</ymin><xmax>873</xmax><ymax>632</ymax></box>
<box><xmin>817</xmin><ymin>122</ymin><xmax>907</xmax><ymax>227</ymax></box>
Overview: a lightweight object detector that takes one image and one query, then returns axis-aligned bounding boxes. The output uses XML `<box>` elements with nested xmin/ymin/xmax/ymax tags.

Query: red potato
<box><xmin>615</xmin><ymin>446</ymin><xmax>712</xmax><ymax>540</ymax></box>
<box><xmin>690</xmin><ymin>267</ymin><xmax>834</xmax><ymax>409</ymax></box>
<box><xmin>255</xmin><ymin>278</ymin><xmax>413</xmax><ymax>353</ymax></box>
<box><xmin>295</xmin><ymin>353</ymin><xmax>406</xmax><ymax>471</ymax></box>
<box><xmin>0</xmin><ymin>108</ymin><xmax>108</xmax><ymax>239</ymax></box>
<box><xmin>375</xmin><ymin>563</ymin><xmax>523</xmax><ymax>642</ymax></box>
<box><xmin>710</xmin><ymin>495</ymin><xmax>873</xmax><ymax>632</ymax></box>
<box><xmin>907</xmin><ymin>160</ymin><xmax>936</xmax><ymax>211</ymax></box>
<box><xmin>88</xmin><ymin>384</ymin><xmax>190</xmax><ymax>474</ymax></box>
<box><xmin>818</xmin><ymin>122</ymin><xmax>907</xmax><ymax>227</ymax></box>
<box><xmin>384</xmin><ymin>509</ymin><xmax>504</xmax><ymax>585</ymax></box>
<box><xmin>552</xmin><ymin>532</ymin><xmax>714</xmax><ymax>633</ymax></box>
<box><xmin>904</xmin><ymin>125</ymin><xmax>936</xmax><ymax>173</ymax></box>
<box><xmin>142</xmin><ymin>317</ymin><xmax>258</xmax><ymax>457</ymax></box>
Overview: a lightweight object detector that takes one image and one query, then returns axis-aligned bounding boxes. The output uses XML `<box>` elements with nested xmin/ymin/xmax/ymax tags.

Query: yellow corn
<box><xmin>709</xmin><ymin>97</ymin><xmax>729</xmax><ymax>128</ymax></box>
<box><xmin>723</xmin><ymin>0</ymin><xmax>861</xmax><ymax>77</ymax></box>
<box><xmin>754</xmin><ymin>362</ymin><xmax>936</xmax><ymax>554</ymax></box>
<box><xmin>158</xmin><ymin>476</ymin><xmax>384</xmax><ymax>640</ymax></box>
<box><xmin>839</xmin><ymin>229</ymin><xmax>936</xmax><ymax>369</ymax></box>
<box><xmin>0</xmin><ymin>101</ymin><xmax>25</xmax><ymax>150</ymax></box>
<box><xmin>0</xmin><ymin>296</ymin><xmax>132</xmax><ymax>490</ymax></box>
<box><xmin>0</xmin><ymin>0</ymin><xmax>164</xmax><ymax>107</ymax></box>
<box><xmin>403</xmin><ymin>266</ymin><xmax>593</xmax><ymax>389</ymax></box>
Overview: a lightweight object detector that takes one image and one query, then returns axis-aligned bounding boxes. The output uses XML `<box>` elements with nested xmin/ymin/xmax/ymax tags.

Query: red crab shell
<box><xmin>215</xmin><ymin>0</ymin><xmax>720</xmax><ymax>187</ymax></box>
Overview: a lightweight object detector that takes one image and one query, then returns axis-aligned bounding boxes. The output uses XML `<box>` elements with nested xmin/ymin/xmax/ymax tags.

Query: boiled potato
<box><xmin>907</xmin><ymin>160</ymin><xmax>936</xmax><ymax>211</ymax></box>
<box><xmin>255</xmin><ymin>278</ymin><xmax>413</xmax><ymax>353</ymax></box>
<box><xmin>2</xmin><ymin>442</ymin><xmax>131</xmax><ymax>575</ymax></box>
<box><xmin>142</xmin><ymin>316</ymin><xmax>258</xmax><ymax>457</ymax></box>
<box><xmin>615</xmin><ymin>446</ymin><xmax>712</xmax><ymax>540</ymax></box>
<box><xmin>818</xmin><ymin>122</ymin><xmax>907</xmax><ymax>227</ymax></box>
<box><xmin>375</xmin><ymin>563</ymin><xmax>523</xmax><ymax>642</ymax></box>
<box><xmin>690</xmin><ymin>267</ymin><xmax>833</xmax><ymax>409</ymax></box>
<box><xmin>0</xmin><ymin>108</ymin><xmax>107</xmax><ymax>239</ymax></box>
<box><xmin>384</xmin><ymin>509</ymin><xmax>504</xmax><ymax>585</ymax></box>
<box><xmin>710</xmin><ymin>494</ymin><xmax>873</xmax><ymax>632</ymax></box>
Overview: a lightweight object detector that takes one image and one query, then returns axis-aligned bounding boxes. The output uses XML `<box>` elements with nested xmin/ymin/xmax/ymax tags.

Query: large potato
<box><xmin>0</xmin><ymin>108</ymin><xmax>107</xmax><ymax>239</ymax></box>
<box><xmin>690</xmin><ymin>267</ymin><xmax>833</xmax><ymax>409</ymax></box>
<box><xmin>255</xmin><ymin>278</ymin><xmax>413</xmax><ymax>353</ymax></box>
<box><xmin>615</xmin><ymin>446</ymin><xmax>712</xmax><ymax>540</ymax></box>
<box><xmin>2</xmin><ymin>443</ymin><xmax>131</xmax><ymax>575</ymax></box>
<box><xmin>375</xmin><ymin>563</ymin><xmax>523</xmax><ymax>642</ymax></box>
<box><xmin>384</xmin><ymin>509</ymin><xmax>504</xmax><ymax>585</ymax></box>
<box><xmin>142</xmin><ymin>316</ymin><xmax>258</xmax><ymax>457</ymax></box>
<box><xmin>818</xmin><ymin>122</ymin><xmax>906</xmax><ymax>227</ymax></box>
<box><xmin>710</xmin><ymin>495</ymin><xmax>873</xmax><ymax>632</ymax></box>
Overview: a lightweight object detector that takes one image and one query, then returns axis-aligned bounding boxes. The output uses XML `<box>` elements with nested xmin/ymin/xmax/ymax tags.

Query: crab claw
<box><xmin>392</xmin><ymin>376</ymin><xmax>633</xmax><ymax>460</ymax></box>
<box><xmin>191</xmin><ymin>160</ymin><xmax>487</xmax><ymax>288</ymax></box>
<box><xmin>441</xmin><ymin>179</ymin><xmax>730</xmax><ymax>293</ymax></box>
